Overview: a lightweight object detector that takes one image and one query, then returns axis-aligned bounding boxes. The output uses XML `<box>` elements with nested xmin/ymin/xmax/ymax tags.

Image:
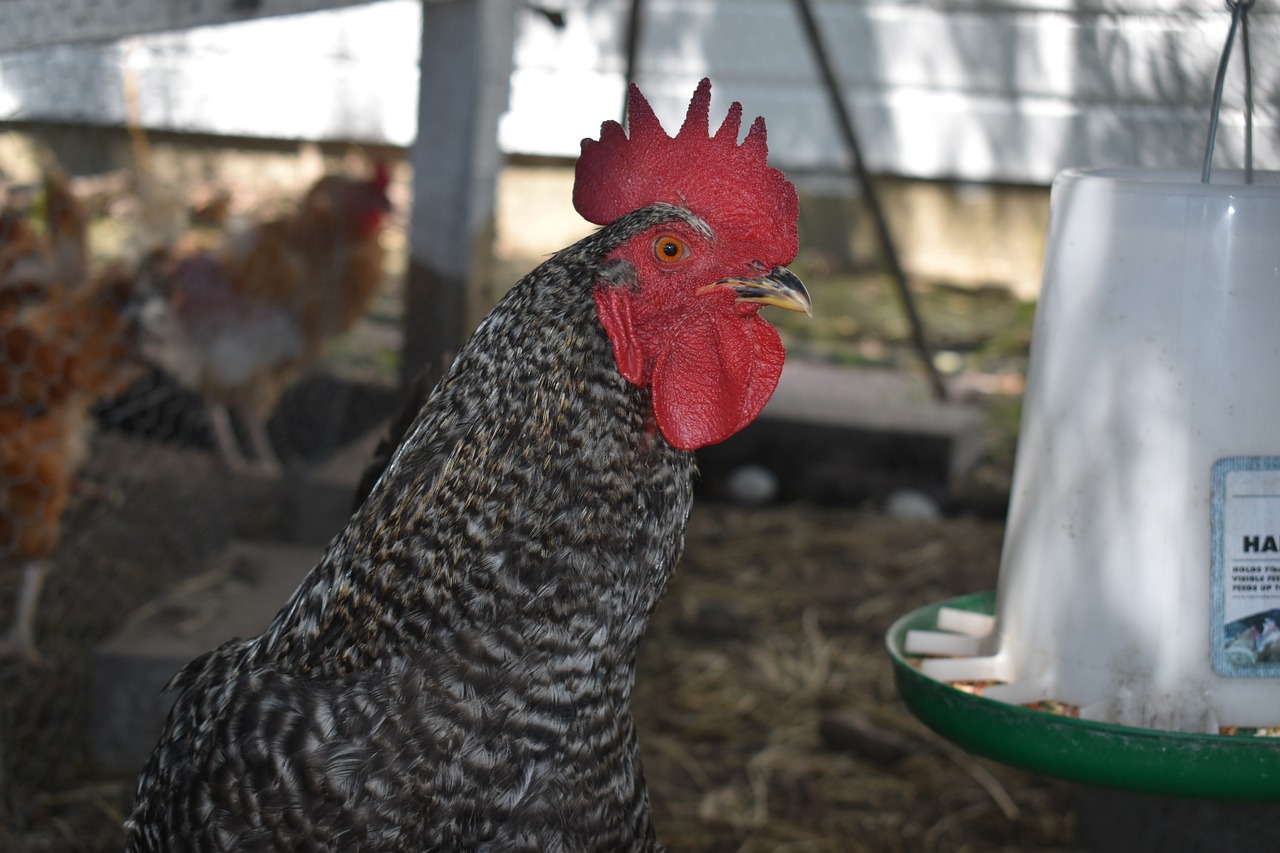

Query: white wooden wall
<box><xmin>508</xmin><ymin>0</ymin><xmax>1280</xmax><ymax>183</ymax></box>
<box><xmin>0</xmin><ymin>1</ymin><xmax>422</xmax><ymax>147</ymax></box>
<box><xmin>0</xmin><ymin>0</ymin><xmax>1275</xmax><ymax>184</ymax></box>
<box><xmin>0</xmin><ymin>0</ymin><xmax>374</xmax><ymax>52</ymax></box>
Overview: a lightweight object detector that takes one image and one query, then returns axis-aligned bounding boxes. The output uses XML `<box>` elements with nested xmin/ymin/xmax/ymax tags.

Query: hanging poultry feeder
<box><xmin>888</xmin><ymin>1</ymin><xmax>1280</xmax><ymax>799</ymax></box>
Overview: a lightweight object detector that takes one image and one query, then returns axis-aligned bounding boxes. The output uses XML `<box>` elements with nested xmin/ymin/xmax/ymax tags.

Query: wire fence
<box><xmin>0</xmin><ymin>143</ymin><xmax>407</xmax><ymax>848</ymax></box>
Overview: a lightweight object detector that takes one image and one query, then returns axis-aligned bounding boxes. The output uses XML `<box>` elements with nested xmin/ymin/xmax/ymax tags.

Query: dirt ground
<box><xmin>639</xmin><ymin>503</ymin><xmax>1074</xmax><ymax>853</ymax></box>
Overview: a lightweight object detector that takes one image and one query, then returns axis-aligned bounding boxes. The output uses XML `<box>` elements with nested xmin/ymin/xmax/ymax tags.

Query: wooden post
<box><xmin>402</xmin><ymin>0</ymin><xmax>516</xmax><ymax>387</ymax></box>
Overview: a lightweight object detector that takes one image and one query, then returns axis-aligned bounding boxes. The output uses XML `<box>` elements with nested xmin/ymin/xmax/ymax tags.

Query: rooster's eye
<box><xmin>653</xmin><ymin>235</ymin><xmax>688</xmax><ymax>264</ymax></box>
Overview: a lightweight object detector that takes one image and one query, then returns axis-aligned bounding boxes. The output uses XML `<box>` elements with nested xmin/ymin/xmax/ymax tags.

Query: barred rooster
<box><xmin>126</xmin><ymin>79</ymin><xmax>809</xmax><ymax>851</ymax></box>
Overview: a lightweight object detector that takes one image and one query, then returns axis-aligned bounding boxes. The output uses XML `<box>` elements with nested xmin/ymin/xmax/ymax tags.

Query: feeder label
<box><xmin>1212</xmin><ymin>457</ymin><xmax>1280</xmax><ymax>677</ymax></box>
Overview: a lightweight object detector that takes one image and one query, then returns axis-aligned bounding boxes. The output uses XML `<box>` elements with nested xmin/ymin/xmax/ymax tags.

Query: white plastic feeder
<box><xmin>912</xmin><ymin>167</ymin><xmax>1280</xmax><ymax>734</ymax></box>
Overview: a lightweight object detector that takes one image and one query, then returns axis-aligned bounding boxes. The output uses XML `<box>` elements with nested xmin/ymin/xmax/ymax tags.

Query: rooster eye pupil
<box><xmin>655</xmin><ymin>237</ymin><xmax>685</xmax><ymax>262</ymax></box>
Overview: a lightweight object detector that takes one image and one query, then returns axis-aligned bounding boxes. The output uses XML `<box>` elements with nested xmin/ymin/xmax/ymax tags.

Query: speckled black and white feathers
<box><xmin>125</xmin><ymin>204</ymin><xmax>707</xmax><ymax>853</ymax></box>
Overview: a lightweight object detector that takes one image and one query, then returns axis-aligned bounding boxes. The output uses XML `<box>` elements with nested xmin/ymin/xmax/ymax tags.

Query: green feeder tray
<box><xmin>887</xmin><ymin>592</ymin><xmax>1280</xmax><ymax>802</ymax></box>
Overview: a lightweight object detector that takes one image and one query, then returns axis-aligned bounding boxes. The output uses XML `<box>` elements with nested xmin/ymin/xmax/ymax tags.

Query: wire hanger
<box><xmin>1202</xmin><ymin>0</ymin><xmax>1256</xmax><ymax>183</ymax></box>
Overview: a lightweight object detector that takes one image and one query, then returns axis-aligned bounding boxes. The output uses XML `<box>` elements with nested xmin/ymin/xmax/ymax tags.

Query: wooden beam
<box><xmin>0</xmin><ymin>0</ymin><xmax>381</xmax><ymax>52</ymax></box>
<box><xmin>401</xmin><ymin>0</ymin><xmax>515</xmax><ymax>387</ymax></box>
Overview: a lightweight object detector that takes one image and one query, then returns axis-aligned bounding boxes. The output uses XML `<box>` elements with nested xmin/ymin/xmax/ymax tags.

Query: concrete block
<box><xmin>284</xmin><ymin>423</ymin><xmax>386</xmax><ymax>545</ymax></box>
<box><xmin>697</xmin><ymin>361</ymin><xmax>986</xmax><ymax>505</ymax></box>
<box><xmin>91</xmin><ymin>542</ymin><xmax>319</xmax><ymax>774</ymax></box>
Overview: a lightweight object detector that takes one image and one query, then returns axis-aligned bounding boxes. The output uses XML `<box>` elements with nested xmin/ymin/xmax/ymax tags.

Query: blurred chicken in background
<box><xmin>135</xmin><ymin>160</ymin><xmax>392</xmax><ymax>476</ymax></box>
<box><xmin>1</xmin><ymin>167</ymin><xmax>86</xmax><ymax>316</ymax></box>
<box><xmin>0</xmin><ymin>168</ymin><xmax>143</xmax><ymax>664</ymax></box>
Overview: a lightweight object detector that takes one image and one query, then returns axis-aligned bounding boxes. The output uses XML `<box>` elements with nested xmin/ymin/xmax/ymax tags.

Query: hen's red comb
<box><xmin>372</xmin><ymin>159</ymin><xmax>391</xmax><ymax>192</ymax></box>
<box><xmin>574</xmin><ymin>78</ymin><xmax>798</xmax><ymax>265</ymax></box>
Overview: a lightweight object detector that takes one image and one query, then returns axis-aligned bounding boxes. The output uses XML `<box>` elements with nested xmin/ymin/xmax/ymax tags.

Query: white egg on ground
<box><xmin>726</xmin><ymin>464</ymin><xmax>779</xmax><ymax>507</ymax></box>
<box><xmin>885</xmin><ymin>488</ymin><xmax>942</xmax><ymax>522</ymax></box>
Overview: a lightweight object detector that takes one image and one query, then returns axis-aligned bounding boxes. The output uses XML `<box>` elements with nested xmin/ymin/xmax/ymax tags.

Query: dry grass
<box><xmin>637</xmin><ymin>504</ymin><xmax>1074</xmax><ymax>852</ymax></box>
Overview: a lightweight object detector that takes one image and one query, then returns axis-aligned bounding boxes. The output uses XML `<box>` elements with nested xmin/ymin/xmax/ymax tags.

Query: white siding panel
<box><xmin>0</xmin><ymin>0</ymin><xmax>387</xmax><ymax>53</ymax></box>
<box><xmin>0</xmin><ymin>1</ymin><xmax>422</xmax><ymax>145</ymax></box>
<box><xmin>504</xmin><ymin>0</ymin><xmax>1278</xmax><ymax>182</ymax></box>
<box><xmin>0</xmin><ymin>0</ymin><xmax>1275</xmax><ymax>184</ymax></box>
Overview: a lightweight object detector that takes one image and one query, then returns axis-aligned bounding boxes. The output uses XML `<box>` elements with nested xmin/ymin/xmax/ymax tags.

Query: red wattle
<box><xmin>649</xmin><ymin>309</ymin><xmax>785</xmax><ymax>450</ymax></box>
<box><xmin>595</xmin><ymin>285</ymin><xmax>786</xmax><ymax>450</ymax></box>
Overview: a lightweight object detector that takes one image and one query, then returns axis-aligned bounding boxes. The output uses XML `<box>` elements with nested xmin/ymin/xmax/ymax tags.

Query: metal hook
<box><xmin>1202</xmin><ymin>0</ymin><xmax>1256</xmax><ymax>183</ymax></box>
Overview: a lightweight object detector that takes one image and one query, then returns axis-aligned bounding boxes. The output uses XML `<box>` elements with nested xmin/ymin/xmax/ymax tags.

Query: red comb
<box><xmin>574</xmin><ymin>78</ymin><xmax>798</xmax><ymax>265</ymax></box>
<box><xmin>372</xmin><ymin>160</ymin><xmax>391</xmax><ymax>192</ymax></box>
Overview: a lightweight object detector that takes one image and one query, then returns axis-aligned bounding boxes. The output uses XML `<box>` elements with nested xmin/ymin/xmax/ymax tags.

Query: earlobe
<box><xmin>593</xmin><ymin>285</ymin><xmax>647</xmax><ymax>386</ymax></box>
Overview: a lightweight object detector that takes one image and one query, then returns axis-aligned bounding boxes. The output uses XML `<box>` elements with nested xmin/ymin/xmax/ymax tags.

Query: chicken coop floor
<box><xmin>638</xmin><ymin>503</ymin><xmax>1077</xmax><ymax>853</ymax></box>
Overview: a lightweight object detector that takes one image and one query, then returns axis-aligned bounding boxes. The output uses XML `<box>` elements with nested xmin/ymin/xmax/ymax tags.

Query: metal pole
<box><xmin>792</xmin><ymin>0</ymin><xmax>947</xmax><ymax>401</ymax></box>
<box><xmin>622</xmin><ymin>0</ymin><xmax>644</xmax><ymax>122</ymax></box>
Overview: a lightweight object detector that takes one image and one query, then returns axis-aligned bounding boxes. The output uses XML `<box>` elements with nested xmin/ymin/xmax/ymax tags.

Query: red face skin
<box><xmin>594</xmin><ymin>217</ymin><xmax>789</xmax><ymax>451</ymax></box>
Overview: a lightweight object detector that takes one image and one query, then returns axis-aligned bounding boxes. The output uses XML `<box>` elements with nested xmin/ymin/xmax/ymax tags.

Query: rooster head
<box><xmin>304</xmin><ymin>160</ymin><xmax>393</xmax><ymax>238</ymax></box>
<box><xmin>357</xmin><ymin>160</ymin><xmax>393</xmax><ymax>235</ymax></box>
<box><xmin>574</xmin><ymin>78</ymin><xmax>809</xmax><ymax>451</ymax></box>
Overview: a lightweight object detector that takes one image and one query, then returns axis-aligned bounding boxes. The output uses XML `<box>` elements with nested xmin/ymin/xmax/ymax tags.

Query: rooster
<box><xmin>1257</xmin><ymin>617</ymin><xmax>1280</xmax><ymax>663</ymax></box>
<box><xmin>137</xmin><ymin>162</ymin><xmax>392</xmax><ymax>476</ymax></box>
<box><xmin>0</xmin><ymin>172</ymin><xmax>143</xmax><ymax>663</ymax></box>
<box><xmin>1225</xmin><ymin>624</ymin><xmax>1260</xmax><ymax>667</ymax></box>
<box><xmin>126</xmin><ymin>79</ymin><xmax>809</xmax><ymax>851</ymax></box>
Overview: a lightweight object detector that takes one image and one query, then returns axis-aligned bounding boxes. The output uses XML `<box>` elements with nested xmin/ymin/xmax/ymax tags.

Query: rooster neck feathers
<box><xmin>255</xmin><ymin>205</ymin><xmax>701</xmax><ymax>680</ymax></box>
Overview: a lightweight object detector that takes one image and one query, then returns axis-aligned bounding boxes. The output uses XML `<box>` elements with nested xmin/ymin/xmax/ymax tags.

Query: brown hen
<box><xmin>0</xmin><ymin>172</ymin><xmax>142</xmax><ymax>662</ymax></box>
<box><xmin>138</xmin><ymin>162</ymin><xmax>391</xmax><ymax>475</ymax></box>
